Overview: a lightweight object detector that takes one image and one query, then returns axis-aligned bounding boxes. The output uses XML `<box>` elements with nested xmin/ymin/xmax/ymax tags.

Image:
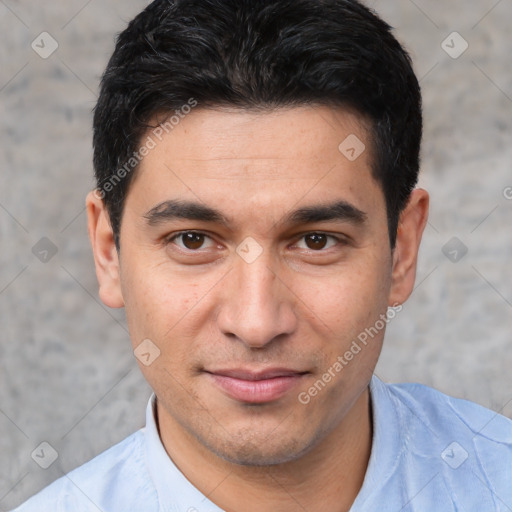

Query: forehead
<box><xmin>145</xmin><ymin>104</ymin><xmax>372</xmax><ymax>170</ymax></box>
<box><xmin>126</xmin><ymin>105</ymin><xmax>385</xmax><ymax>227</ymax></box>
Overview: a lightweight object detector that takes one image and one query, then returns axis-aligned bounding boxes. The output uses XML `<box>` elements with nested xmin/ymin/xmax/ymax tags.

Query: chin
<box><xmin>201</xmin><ymin>430</ymin><xmax>316</xmax><ymax>467</ymax></box>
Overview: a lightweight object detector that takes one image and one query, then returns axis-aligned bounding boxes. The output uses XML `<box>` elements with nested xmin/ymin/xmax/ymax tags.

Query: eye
<box><xmin>167</xmin><ymin>231</ymin><xmax>216</xmax><ymax>251</ymax></box>
<box><xmin>165</xmin><ymin>231</ymin><xmax>344</xmax><ymax>255</ymax></box>
<box><xmin>294</xmin><ymin>233</ymin><xmax>341</xmax><ymax>251</ymax></box>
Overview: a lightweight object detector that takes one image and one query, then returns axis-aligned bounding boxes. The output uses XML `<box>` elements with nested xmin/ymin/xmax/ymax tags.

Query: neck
<box><xmin>157</xmin><ymin>387</ymin><xmax>372</xmax><ymax>512</ymax></box>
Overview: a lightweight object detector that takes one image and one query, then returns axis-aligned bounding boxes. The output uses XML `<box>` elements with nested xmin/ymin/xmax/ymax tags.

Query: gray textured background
<box><xmin>1</xmin><ymin>0</ymin><xmax>511</xmax><ymax>509</ymax></box>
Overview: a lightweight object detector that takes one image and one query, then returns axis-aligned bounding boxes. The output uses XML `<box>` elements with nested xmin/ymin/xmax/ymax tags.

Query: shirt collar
<box><xmin>349</xmin><ymin>375</ymin><xmax>404</xmax><ymax>509</ymax></box>
<box><xmin>144</xmin><ymin>393</ymin><xmax>224</xmax><ymax>512</ymax></box>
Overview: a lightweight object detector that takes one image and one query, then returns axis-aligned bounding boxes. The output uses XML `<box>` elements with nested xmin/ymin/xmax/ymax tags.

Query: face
<box><xmin>87</xmin><ymin>105</ymin><xmax>428</xmax><ymax>467</ymax></box>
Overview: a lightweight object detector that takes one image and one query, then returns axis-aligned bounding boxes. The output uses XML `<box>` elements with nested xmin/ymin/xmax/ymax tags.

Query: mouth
<box><xmin>204</xmin><ymin>368</ymin><xmax>309</xmax><ymax>404</ymax></box>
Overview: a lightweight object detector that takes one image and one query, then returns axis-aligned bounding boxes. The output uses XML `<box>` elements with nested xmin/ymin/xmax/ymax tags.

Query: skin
<box><xmin>86</xmin><ymin>105</ymin><xmax>429</xmax><ymax>512</ymax></box>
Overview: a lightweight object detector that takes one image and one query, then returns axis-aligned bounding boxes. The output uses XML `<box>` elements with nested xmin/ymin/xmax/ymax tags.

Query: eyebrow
<box><xmin>143</xmin><ymin>199</ymin><xmax>367</xmax><ymax>228</ymax></box>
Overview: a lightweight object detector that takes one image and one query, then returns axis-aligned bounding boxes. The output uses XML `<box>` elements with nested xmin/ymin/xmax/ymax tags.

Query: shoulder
<box><xmin>11</xmin><ymin>429</ymin><xmax>158</xmax><ymax>512</ymax></box>
<box><xmin>352</xmin><ymin>379</ymin><xmax>512</xmax><ymax>510</ymax></box>
<box><xmin>386</xmin><ymin>380</ymin><xmax>512</xmax><ymax>503</ymax></box>
<box><xmin>386</xmin><ymin>380</ymin><xmax>512</xmax><ymax>445</ymax></box>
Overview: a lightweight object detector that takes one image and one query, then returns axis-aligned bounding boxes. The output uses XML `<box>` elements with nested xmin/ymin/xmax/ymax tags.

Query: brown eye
<box><xmin>169</xmin><ymin>231</ymin><xmax>213</xmax><ymax>251</ymax></box>
<box><xmin>304</xmin><ymin>233</ymin><xmax>328</xmax><ymax>250</ymax></box>
<box><xmin>181</xmin><ymin>232</ymin><xmax>206</xmax><ymax>250</ymax></box>
<box><xmin>294</xmin><ymin>233</ymin><xmax>342</xmax><ymax>252</ymax></box>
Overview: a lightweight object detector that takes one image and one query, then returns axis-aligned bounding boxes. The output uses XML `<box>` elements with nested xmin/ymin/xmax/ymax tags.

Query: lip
<box><xmin>205</xmin><ymin>368</ymin><xmax>308</xmax><ymax>404</ymax></box>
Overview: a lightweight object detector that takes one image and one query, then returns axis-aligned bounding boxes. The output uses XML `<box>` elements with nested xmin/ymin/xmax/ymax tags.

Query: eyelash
<box><xmin>165</xmin><ymin>230</ymin><xmax>346</xmax><ymax>253</ymax></box>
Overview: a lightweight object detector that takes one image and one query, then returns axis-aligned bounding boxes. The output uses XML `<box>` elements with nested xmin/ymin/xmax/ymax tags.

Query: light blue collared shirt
<box><xmin>12</xmin><ymin>376</ymin><xmax>512</xmax><ymax>511</ymax></box>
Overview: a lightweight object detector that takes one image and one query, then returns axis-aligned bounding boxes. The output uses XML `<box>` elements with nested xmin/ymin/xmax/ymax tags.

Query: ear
<box><xmin>86</xmin><ymin>190</ymin><xmax>125</xmax><ymax>308</ymax></box>
<box><xmin>388</xmin><ymin>188</ymin><xmax>429</xmax><ymax>307</ymax></box>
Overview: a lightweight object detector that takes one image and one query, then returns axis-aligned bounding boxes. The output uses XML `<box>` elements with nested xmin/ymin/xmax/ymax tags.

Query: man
<box><xmin>13</xmin><ymin>0</ymin><xmax>512</xmax><ymax>511</ymax></box>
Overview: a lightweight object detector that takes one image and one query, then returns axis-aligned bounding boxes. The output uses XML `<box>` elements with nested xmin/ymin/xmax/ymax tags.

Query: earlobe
<box><xmin>388</xmin><ymin>188</ymin><xmax>429</xmax><ymax>307</ymax></box>
<box><xmin>85</xmin><ymin>191</ymin><xmax>125</xmax><ymax>308</ymax></box>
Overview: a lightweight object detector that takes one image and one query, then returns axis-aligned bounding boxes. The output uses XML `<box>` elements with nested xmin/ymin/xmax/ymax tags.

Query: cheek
<box><xmin>121</xmin><ymin>261</ymin><xmax>206</xmax><ymax>348</ymax></box>
<box><xmin>294</xmin><ymin>256</ymin><xmax>391</xmax><ymax>335</ymax></box>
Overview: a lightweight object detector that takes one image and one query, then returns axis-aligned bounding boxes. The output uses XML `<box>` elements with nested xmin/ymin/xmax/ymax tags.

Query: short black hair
<box><xmin>93</xmin><ymin>0</ymin><xmax>422</xmax><ymax>249</ymax></box>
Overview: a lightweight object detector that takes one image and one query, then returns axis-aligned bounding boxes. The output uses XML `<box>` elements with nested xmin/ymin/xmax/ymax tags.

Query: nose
<box><xmin>216</xmin><ymin>250</ymin><xmax>298</xmax><ymax>349</ymax></box>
